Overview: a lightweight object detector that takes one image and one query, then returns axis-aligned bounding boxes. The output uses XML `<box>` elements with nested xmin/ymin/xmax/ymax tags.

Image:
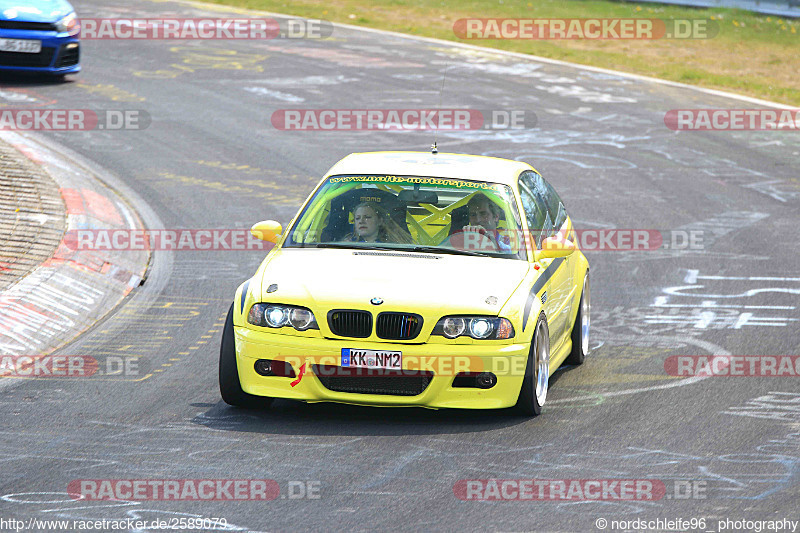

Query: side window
<box><xmin>543</xmin><ymin>180</ymin><xmax>568</xmax><ymax>232</ymax></box>
<box><xmin>518</xmin><ymin>173</ymin><xmax>549</xmax><ymax>249</ymax></box>
<box><xmin>520</xmin><ymin>171</ymin><xmax>568</xmax><ymax>246</ymax></box>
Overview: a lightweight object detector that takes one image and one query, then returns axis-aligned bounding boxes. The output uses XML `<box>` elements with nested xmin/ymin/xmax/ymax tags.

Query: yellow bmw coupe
<box><xmin>219</xmin><ymin>151</ymin><xmax>589</xmax><ymax>415</ymax></box>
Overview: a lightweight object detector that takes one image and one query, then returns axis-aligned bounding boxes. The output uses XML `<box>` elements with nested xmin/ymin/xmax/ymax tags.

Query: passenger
<box><xmin>341</xmin><ymin>201</ymin><xmax>412</xmax><ymax>244</ymax></box>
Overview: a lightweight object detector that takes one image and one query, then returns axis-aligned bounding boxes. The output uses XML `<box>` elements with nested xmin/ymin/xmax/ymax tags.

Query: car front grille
<box><xmin>312</xmin><ymin>365</ymin><xmax>433</xmax><ymax>396</ymax></box>
<box><xmin>376</xmin><ymin>312</ymin><xmax>422</xmax><ymax>340</ymax></box>
<box><xmin>328</xmin><ymin>310</ymin><xmax>372</xmax><ymax>338</ymax></box>
<box><xmin>0</xmin><ymin>21</ymin><xmax>57</xmax><ymax>31</ymax></box>
<box><xmin>0</xmin><ymin>48</ymin><xmax>55</xmax><ymax>67</ymax></box>
<box><xmin>55</xmin><ymin>44</ymin><xmax>79</xmax><ymax>67</ymax></box>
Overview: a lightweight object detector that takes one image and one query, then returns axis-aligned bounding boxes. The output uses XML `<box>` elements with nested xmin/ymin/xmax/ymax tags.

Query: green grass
<box><xmin>204</xmin><ymin>0</ymin><xmax>800</xmax><ymax>105</ymax></box>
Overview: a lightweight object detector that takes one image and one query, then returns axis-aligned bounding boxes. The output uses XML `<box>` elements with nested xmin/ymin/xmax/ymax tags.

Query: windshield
<box><xmin>284</xmin><ymin>174</ymin><xmax>527</xmax><ymax>260</ymax></box>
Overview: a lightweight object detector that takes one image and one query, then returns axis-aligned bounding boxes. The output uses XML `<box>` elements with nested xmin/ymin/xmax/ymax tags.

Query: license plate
<box><xmin>342</xmin><ymin>348</ymin><xmax>401</xmax><ymax>370</ymax></box>
<box><xmin>0</xmin><ymin>39</ymin><xmax>42</xmax><ymax>53</ymax></box>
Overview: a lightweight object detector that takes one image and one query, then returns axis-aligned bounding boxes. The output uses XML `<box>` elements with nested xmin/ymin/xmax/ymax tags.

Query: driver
<box><xmin>455</xmin><ymin>193</ymin><xmax>512</xmax><ymax>252</ymax></box>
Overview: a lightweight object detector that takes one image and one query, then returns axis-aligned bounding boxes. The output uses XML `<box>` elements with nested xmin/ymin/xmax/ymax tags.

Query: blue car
<box><xmin>0</xmin><ymin>0</ymin><xmax>80</xmax><ymax>75</ymax></box>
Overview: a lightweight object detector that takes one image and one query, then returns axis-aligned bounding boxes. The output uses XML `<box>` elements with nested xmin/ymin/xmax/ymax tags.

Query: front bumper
<box><xmin>235</xmin><ymin>327</ymin><xmax>529</xmax><ymax>409</ymax></box>
<box><xmin>0</xmin><ymin>31</ymin><xmax>80</xmax><ymax>73</ymax></box>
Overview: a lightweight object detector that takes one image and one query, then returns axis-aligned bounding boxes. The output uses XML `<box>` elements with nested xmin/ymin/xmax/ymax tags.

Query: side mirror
<box><xmin>251</xmin><ymin>220</ymin><xmax>283</xmax><ymax>243</ymax></box>
<box><xmin>534</xmin><ymin>236</ymin><xmax>576</xmax><ymax>261</ymax></box>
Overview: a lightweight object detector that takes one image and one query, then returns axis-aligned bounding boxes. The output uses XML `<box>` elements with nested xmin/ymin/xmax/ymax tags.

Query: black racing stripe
<box><xmin>532</xmin><ymin>257</ymin><xmax>564</xmax><ymax>295</ymax></box>
<box><xmin>522</xmin><ymin>292</ymin><xmax>537</xmax><ymax>333</ymax></box>
<box><xmin>240</xmin><ymin>279</ymin><xmax>251</xmax><ymax>315</ymax></box>
<box><xmin>522</xmin><ymin>258</ymin><xmax>565</xmax><ymax>332</ymax></box>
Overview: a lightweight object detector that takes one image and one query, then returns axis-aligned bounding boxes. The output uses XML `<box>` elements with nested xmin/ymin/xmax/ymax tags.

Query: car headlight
<box><xmin>469</xmin><ymin>318</ymin><xmax>493</xmax><ymax>339</ymax></box>
<box><xmin>55</xmin><ymin>12</ymin><xmax>80</xmax><ymax>35</ymax></box>
<box><xmin>441</xmin><ymin>317</ymin><xmax>466</xmax><ymax>338</ymax></box>
<box><xmin>433</xmin><ymin>316</ymin><xmax>514</xmax><ymax>340</ymax></box>
<box><xmin>265</xmin><ymin>306</ymin><xmax>289</xmax><ymax>327</ymax></box>
<box><xmin>248</xmin><ymin>303</ymin><xmax>318</xmax><ymax>331</ymax></box>
<box><xmin>289</xmin><ymin>308</ymin><xmax>315</xmax><ymax>330</ymax></box>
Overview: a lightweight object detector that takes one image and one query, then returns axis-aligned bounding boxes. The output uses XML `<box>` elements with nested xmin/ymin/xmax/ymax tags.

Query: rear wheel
<box><xmin>219</xmin><ymin>304</ymin><xmax>273</xmax><ymax>408</ymax></box>
<box><xmin>514</xmin><ymin>314</ymin><xmax>550</xmax><ymax>416</ymax></box>
<box><xmin>566</xmin><ymin>272</ymin><xmax>590</xmax><ymax>365</ymax></box>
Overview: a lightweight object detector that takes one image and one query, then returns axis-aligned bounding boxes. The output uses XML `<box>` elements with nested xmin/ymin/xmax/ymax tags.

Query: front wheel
<box><xmin>219</xmin><ymin>304</ymin><xmax>273</xmax><ymax>408</ymax></box>
<box><xmin>514</xmin><ymin>314</ymin><xmax>550</xmax><ymax>416</ymax></box>
<box><xmin>566</xmin><ymin>272</ymin><xmax>590</xmax><ymax>365</ymax></box>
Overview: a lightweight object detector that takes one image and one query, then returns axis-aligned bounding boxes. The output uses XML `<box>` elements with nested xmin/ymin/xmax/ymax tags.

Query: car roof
<box><xmin>324</xmin><ymin>151</ymin><xmax>537</xmax><ymax>186</ymax></box>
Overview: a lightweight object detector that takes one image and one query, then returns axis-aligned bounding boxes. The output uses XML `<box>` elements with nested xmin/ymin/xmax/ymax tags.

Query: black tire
<box><xmin>514</xmin><ymin>313</ymin><xmax>550</xmax><ymax>416</ymax></box>
<box><xmin>566</xmin><ymin>272</ymin><xmax>590</xmax><ymax>366</ymax></box>
<box><xmin>219</xmin><ymin>304</ymin><xmax>273</xmax><ymax>408</ymax></box>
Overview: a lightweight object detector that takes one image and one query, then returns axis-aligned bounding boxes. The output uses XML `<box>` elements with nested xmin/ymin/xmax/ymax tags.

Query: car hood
<box><xmin>257</xmin><ymin>248</ymin><xmax>530</xmax><ymax>315</ymax></box>
<box><xmin>0</xmin><ymin>0</ymin><xmax>73</xmax><ymax>23</ymax></box>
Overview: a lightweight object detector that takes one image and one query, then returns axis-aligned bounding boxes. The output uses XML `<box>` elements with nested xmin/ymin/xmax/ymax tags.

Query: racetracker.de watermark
<box><xmin>63</xmin><ymin>229</ymin><xmax>272</xmax><ymax>251</ymax></box>
<box><xmin>0</xmin><ymin>518</ymin><xmax>230</xmax><ymax>532</ymax></box>
<box><xmin>453</xmin><ymin>18</ymin><xmax>719</xmax><ymax>39</ymax></box>
<box><xmin>454</xmin><ymin>479</ymin><xmax>666</xmax><ymax>501</ymax></box>
<box><xmin>270</xmin><ymin>109</ymin><xmax>538</xmax><ymax>130</ymax></box>
<box><xmin>67</xmin><ymin>479</ymin><xmax>321</xmax><ymax>500</ymax></box>
<box><xmin>0</xmin><ymin>355</ymin><xmax>148</xmax><ymax>379</ymax></box>
<box><xmin>0</xmin><ymin>109</ymin><xmax>149</xmax><ymax>131</ymax></box>
<box><xmin>68</xmin><ymin>480</ymin><xmax>279</xmax><ymax>501</ymax></box>
<box><xmin>79</xmin><ymin>18</ymin><xmax>332</xmax><ymax>39</ymax></box>
<box><xmin>664</xmin><ymin>109</ymin><xmax>800</xmax><ymax>131</ymax></box>
<box><xmin>457</xmin><ymin>229</ymin><xmax>704</xmax><ymax>253</ymax></box>
<box><xmin>63</xmin><ymin>228</ymin><xmax>704</xmax><ymax>252</ymax></box>
<box><xmin>665</xmin><ymin>356</ymin><xmax>800</xmax><ymax>377</ymax></box>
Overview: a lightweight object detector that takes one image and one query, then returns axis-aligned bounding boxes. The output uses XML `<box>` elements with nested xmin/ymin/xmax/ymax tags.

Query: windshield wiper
<box><xmin>313</xmin><ymin>243</ymin><xmax>361</xmax><ymax>249</ymax></box>
<box><xmin>409</xmin><ymin>246</ymin><xmax>489</xmax><ymax>257</ymax></box>
<box><xmin>313</xmin><ymin>243</ymin><xmax>401</xmax><ymax>251</ymax></box>
<box><xmin>312</xmin><ymin>243</ymin><xmax>489</xmax><ymax>257</ymax></box>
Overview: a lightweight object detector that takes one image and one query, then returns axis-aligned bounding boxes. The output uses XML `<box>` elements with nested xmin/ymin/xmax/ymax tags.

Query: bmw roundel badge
<box><xmin>370</xmin><ymin>297</ymin><xmax>384</xmax><ymax>305</ymax></box>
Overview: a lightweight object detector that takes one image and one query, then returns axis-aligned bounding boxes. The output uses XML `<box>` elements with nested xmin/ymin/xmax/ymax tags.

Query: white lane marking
<box><xmin>695</xmin><ymin>311</ymin><xmax>715</xmax><ymax>329</ymax></box>
<box><xmin>243</xmin><ymin>87</ymin><xmax>305</xmax><ymax>102</ymax></box>
<box><xmin>651</xmin><ymin>298</ymin><xmax>794</xmax><ymax>310</ymax></box>
<box><xmin>116</xmin><ymin>199</ymin><xmax>137</xmax><ymax>231</ymax></box>
<box><xmin>700</xmin><ymin>275</ymin><xmax>800</xmax><ymax>282</ymax></box>
<box><xmin>663</xmin><ymin>286</ymin><xmax>800</xmax><ymax>299</ymax></box>
<box><xmin>686</xmin><ymin>269</ymin><xmax>800</xmax><ymax>283</ymax></box>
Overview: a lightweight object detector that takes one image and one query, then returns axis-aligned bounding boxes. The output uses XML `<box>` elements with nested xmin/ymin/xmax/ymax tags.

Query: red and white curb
<box><xmin>0</xmin><ymin>131</ymin><xmax>149</xmax><ymax>358</ymax></box>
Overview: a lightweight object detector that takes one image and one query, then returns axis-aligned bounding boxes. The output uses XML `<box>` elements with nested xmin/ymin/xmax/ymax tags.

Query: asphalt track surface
<box><xmin>1</xmin><ymin>1</ymin><xmax>799</xmax><ymax>531</ymax></box>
